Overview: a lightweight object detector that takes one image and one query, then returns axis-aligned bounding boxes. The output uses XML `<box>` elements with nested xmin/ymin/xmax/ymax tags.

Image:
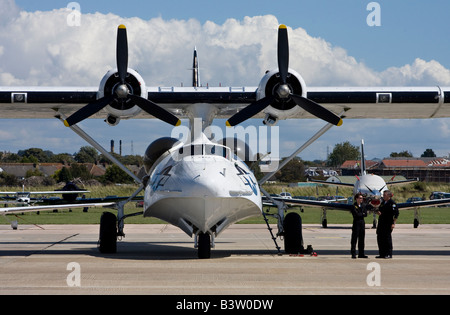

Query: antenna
<box><xmin>192</xmin><ymin>47</ymin><xmax>200</xmax><ymax>87</ymax></box>
<box><xmin>361</xmin><ymin>139</ymin><xmax>366</xmax><ymax>175</ymax></box>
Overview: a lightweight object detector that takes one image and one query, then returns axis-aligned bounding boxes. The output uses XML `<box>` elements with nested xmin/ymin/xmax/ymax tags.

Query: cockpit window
<box><xmin>177</xmin><ymin>144</ymin><xmax>230</xmax><ymax>160</ymax></box>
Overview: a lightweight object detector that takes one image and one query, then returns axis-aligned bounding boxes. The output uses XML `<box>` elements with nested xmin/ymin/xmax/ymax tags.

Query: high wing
<box><xmin>1</xmin><ymin>86</ymin><xmax>450</xmax><ymax>121</ymax></box>
<box><xmin>0</xmin><ymin>26</ymin><xmax>449</xmax><ymax>123</ymax></box>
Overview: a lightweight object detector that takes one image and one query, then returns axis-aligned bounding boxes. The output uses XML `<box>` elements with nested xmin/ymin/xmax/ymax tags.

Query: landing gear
<box><xmin>414</xmin><ymin>208</ymin><xmax>420</xmax><ymax>228</ymax></box>
<box><xmin>98</xmin><ymin>211</ymin><xmax>117</xmax><ymax>253</ymax></box>
<box><xmin>283</xmin><ymin>212</ymin><xmax>304</xmax><ymax>254</ymax></box>
<box><xmin>197</xmin><ymin>232</ymin><xmax>211</xmax><ymax>259</ymax></box>
<box><xmin>321</xmin><ymin>208</ymin><xmax>328</xmax><ymax>228</ymax></box>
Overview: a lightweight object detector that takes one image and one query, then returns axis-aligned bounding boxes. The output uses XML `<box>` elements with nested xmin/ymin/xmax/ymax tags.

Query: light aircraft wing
<box><xmin>396</xmin><ymin>198</ymin><xmax>450</xmax><ymax>210</ymax></box>
<box><xmin>1</xmin><ymin>86</ymin><xmax>450</xmax><ymax>120</ymax></box>
<box><xmin>0</xmin><ymin>195</ymin><xmax>143</xmax><ymax>214</ymax></box>
<box><xmin>307</xmin><ymin>178</ymin><xmax>355</xmax><ymax>188</ymax></box>
<box><xmin>0</xmin><ymin>202</ymin><xmax>116</xmax><ymax>215</ymax></box>
<box><xmin>264</xmin><ymin>196</ymin><xmax>450</xmax><ymax>212</ymax></box>
<box><xmin>264</xmin><ymin>196</ymin><xmax>353</xmax><ymax>211</ymax></box>
<box><xmin>0</xmin><ymin>190</ymin><xmax>90</xmax><ymax>195</ymax></box>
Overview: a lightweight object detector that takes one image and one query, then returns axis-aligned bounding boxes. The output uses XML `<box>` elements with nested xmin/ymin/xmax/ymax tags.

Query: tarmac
<box><xmin>1</xmin><ymin>223</ymin><xmax>450</xmax><ymax>295</ymax></box>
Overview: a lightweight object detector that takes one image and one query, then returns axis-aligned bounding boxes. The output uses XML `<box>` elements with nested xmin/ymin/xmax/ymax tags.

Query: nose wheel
<box><xmin>98</xmin><ymin>211</ymin><xmax>117</xmax><ymax>253</ymax></box>
<box><xmin>197</xmin><ymin>232</ymin><xmax>211</xmax><ymax>259</ymax></box>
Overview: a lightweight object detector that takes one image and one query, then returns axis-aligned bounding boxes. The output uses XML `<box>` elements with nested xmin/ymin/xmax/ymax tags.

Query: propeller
<box><xmin>226</xmin><ymin>24</ymin><xmax>343</xmax><ymax>127</ymax></box>
<box><xmin>64</xmin><ymin>25</ymin><xmax>181</xmax><ymax>127</ymax></box>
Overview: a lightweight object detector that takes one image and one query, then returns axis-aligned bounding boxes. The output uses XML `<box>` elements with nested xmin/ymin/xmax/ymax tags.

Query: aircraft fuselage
<box><xmin>144</xmin><ymin>137</ymin><xmax>262</xmax><ymax>237</ymax></box>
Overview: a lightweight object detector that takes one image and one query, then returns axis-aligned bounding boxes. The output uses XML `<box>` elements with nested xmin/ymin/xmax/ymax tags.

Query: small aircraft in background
<box><xmin>267</xmin><ymin>139</ymin><xmax>450</xmax><ymax>228</ymax></box>
<box><xmin>0</xmin><ymin>182</ymin><xmax>89</xmax><ymax>206</ymax></box>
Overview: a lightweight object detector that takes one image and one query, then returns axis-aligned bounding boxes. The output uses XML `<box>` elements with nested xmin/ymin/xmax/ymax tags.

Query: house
<box><xmin>340</xmin><ymin>157</ymin><xmax>450</xmax><ymax>183</ymax></box>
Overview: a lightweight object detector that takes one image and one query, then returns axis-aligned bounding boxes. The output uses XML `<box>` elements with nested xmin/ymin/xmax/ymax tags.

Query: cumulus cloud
<box><xmin>1</xmin><ymin>4</ymin><xmax>450</xmax><ymax>159</ymax></box>
<box><xmin>1</xmin><ymin>8</ymin><xmax>449</xmax><ymax>88</ymax></box>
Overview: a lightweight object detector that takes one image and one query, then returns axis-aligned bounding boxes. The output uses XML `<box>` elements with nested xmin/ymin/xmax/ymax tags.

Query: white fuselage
<box><xmin>353</xmin><ymin>174</ymin><xmax>388</xmax><ymax>207</ymax></box>
<box><xmin>144</xmin><ymin>137</ymin><xmax>262</xmax><ymax>237</ymax></box>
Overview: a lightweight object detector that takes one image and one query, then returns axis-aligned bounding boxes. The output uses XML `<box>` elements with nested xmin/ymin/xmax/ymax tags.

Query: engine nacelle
<box><xmin>143</xmin><ymin>137</ymin><xmax>180</xmax><ymax>174</ymax></box>
<box><xmin>97</xmin><ymin>68</ymin><xmax>147</xmax><ymax>120</ymax></box>
<box><xmin>256</xmin><ymin>68</ymin><xmax>307</xmax><ymax>121</ymax></box>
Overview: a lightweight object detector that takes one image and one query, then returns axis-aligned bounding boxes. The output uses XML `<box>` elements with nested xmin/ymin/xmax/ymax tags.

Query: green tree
<box><xmin>18</xmin><ymin>148</ymin><xmax>52</xmax><ymax>163</ymax></box>
<box><xmin>75</xmin><ymin>146</ymin><xmax>98</xmax><ymax>163</ymax></box>
<box><xmin>327</xmin><ymin>141</ymin><xmax>360</xmax><ymax>167</ymax></box>
<box><xmin>25</xmin><ymin>168</ymin><xmax>43</xmax><ymax>178</ymax></box>
<box><xmin>274</xmin><ymin>157</ymin><xmax>305</xmax><ymax>182</ymax></box>
<box><xmin>103</xmin><ymin>164</ymin><xmax>133</xmax><ymax>184</ymax></box>
<box><xmin>70</xmin><ymin>163</ymin><xmax>92</xmax><ymax>180</ymax></box>
<box><xmin>0</xmin><ymin>172</ymin><xmax>19</xmax><ymax>186</ymax></box>
<box><xmin>390</xmin><ymin>150</ymin><xmax>413</xmax><ymax>157</ymax></box>
<box><xmin>421</xmin><ymin>149</ymin><xmax>436</xmax><ymax>157</ymax></box>
<box><xmin>50</xmin><ymin>153</ymin><xmax>75</xmax><ymax>164</ymax></box>
<box><xmin>57</xmin><ymin>166</ymin><xmax>72</xmax><ymax>183</ymax></box>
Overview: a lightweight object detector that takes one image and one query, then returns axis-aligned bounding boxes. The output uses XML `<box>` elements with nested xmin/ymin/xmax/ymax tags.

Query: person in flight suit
<box><xmin>351</xmin><ymin>193</ymin><xmax>369</xmax><ymax>259</ymax></box>
<box><xmin>376</xmin><ymin>190</ymin><xmax>399</xmax><ymax>259</ymax></box>
<box><xmin>350</xmin><ymin>193</ymin><xmax>372</xmax><ymax>258</ymax></box>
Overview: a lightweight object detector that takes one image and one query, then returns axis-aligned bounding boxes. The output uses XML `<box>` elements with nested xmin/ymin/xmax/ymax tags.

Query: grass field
<box><xmin>1</xmin><ymin>182</ymin><xmax>450</xmax><ymax>226</ymax></box>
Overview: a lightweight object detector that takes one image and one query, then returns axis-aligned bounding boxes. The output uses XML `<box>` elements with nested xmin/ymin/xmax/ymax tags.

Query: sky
<box><xmin>1</xmin><ymin>0</ymin><xmax>450</xmax><ymax>161</ymax></box>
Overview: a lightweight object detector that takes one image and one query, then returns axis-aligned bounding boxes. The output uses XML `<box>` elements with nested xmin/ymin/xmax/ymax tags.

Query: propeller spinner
<box><xmin>226</xmin><ymin>25</ymin><xmax>343</xmax><ymax>127</ymax></box>
<box><xmin>64</xmin><ymin>25</ymin><xmax>181</xmax><ymax>127</ymax></box>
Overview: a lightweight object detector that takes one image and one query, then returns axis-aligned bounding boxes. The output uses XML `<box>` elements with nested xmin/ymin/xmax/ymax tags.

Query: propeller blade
<box><xmin>64</xmin><ymin>95</ymin><xmax>114</xmax><ymax>127</ymax></box>
<box><xmin>128</xmin><ymin>94</ymin><xmax>181</xmax><ymax>126</ymax></box>
<box><xmin>116</xmin><ymin>24</ymin><xmax>128</xmax><ymax>83</ymax></box>
<box><xmin>290</xmin><ymin>94</ymin><xmax>343</xmax><ymax>126</ymax></box>
<box><xmin>226</xmin><ymin>96</ymin><xmax>274</xmax><ymax>127</ymax></box>
<box><xmin>277</xmin><ymin>25</ymin><xmax>289</xmax><ymax>84</ymax></box>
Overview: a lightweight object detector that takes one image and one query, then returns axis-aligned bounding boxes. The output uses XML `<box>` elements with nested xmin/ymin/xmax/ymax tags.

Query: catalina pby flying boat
<box><xmin>1</xmin><ymin>24</ymin><xmax>450</xmax><ymax>258</ymax></box>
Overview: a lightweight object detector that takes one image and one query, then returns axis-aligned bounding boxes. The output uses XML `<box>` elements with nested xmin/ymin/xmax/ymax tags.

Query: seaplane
<box><xmin>1</xmin><ymin>24</ymin><xmax>450</xmax><ymax>258</ymax></box>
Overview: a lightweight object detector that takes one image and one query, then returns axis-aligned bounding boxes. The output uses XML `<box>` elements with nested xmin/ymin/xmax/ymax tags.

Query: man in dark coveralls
<box><xmin>376</xmin><ymin>190</ymin><xmax>399</xmax><ymax>259</ymax></box>
<box><xmin>351</xmin><ymin>193</ymin><xmax>369</xmax><ymax>258</ymax></box>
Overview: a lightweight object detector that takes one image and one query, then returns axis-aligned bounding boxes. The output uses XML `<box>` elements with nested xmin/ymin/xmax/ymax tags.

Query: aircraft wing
<box><xmin>396</xmin><ymin>198</ymin><xmax>450</xmax><ymax>210</ymax></box>
<box><xmin>1</xmin><ymin>86</ymin><xmax>450</xmax><ymax>120</ymax></box>
<box><xmin>35</xmin><ymin>195</ymin><xmax>142</xmax><ymax>206</ymax></box>
<box><xmin>0</xmin><ymin>195</ymin><xmax>143</xmax><ymax>214</ymax></box>
<box><xmin>265</xmin><ymin>196</ymin><xmax>450</xmax><ymax>212</ymax></box>
<box><xmin>307</xmin><ymin>179</ymin><xmax>355</xmax><ymax>188</ymax></box>
<box><xmin>0</xmin><ymin>202</ymin><xmax>116</xmax><ymax>215</ymax></box>
<box><xmin>386</xmin><ymin>178</ymin><xmax>418</xmax><ymax>186</ymax></box>
<box><xmin>264</xmin><ymin>196</ymin><xmax>354</xmax><ymax>211</ymax></box>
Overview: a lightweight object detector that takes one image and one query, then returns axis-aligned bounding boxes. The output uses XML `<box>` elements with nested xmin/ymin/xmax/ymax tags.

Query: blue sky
<box><xmin>14</xmin><ymin>0</ymin><xmax>450</xmax><ymax>71</ymax></box>
<box><xmin>2</xmin><ymin>0</ymin><xmax>450</xmax><ymax>161</ymax></box>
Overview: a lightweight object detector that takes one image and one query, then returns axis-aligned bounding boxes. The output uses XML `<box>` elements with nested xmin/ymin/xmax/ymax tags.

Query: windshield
<box><xmin>176</xmin><ymin>144</ymin><xmax>231</xmax><ymax>160</ymax></box>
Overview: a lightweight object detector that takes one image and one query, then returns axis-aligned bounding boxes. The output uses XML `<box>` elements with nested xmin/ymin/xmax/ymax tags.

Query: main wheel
<box><xmin>283</xmin><ymin>212</ymin><xmax>304</xmax><ymax>254</ymax></box>
<box><xmin>98</xmin><ymin>211</ymin><xmax>117</xmax><ymax>253</ymax></box>
<box><xmin>198</xmin><ymin>232</ymin><xmax>211</xmax><ymax>259</ymax></box>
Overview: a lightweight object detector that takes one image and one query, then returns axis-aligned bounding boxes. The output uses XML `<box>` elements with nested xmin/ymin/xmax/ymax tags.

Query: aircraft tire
<box><xmin>283</xmin><ymin>212</ymin><xmax>303</xmax><ymax>254</ymax></box>
<box><xmin>98</xmin><ymin>211</ymin><xmax>117</xmax><ymax>253</ymax></box>
<box><xmin>198</xmin><ymin>232</ymin><xmax>211</xmax><ymax>259</ymax></box>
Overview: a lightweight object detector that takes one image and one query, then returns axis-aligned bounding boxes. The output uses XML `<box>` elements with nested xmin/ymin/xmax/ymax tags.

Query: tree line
<box><xmin>0</xmin><ymin>143</ymin><xmax>439</xmax><ymax>185</ymax></box>
<box><xmin>0</xmin><ymin>146</ymin><xmax>143</xmax><ymax>166</ymax></box>
<box><xmin>0</xmin><ymin>146</ymin><xmax>143</xmax><ymax>186</ymax></box>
